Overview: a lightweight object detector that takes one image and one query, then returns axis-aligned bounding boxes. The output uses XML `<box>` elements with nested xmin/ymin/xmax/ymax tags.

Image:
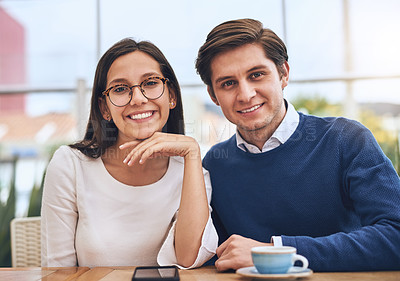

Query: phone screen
<box><xmin>132</xmin><ymin>266</ymin><xmax>179</xmax><ymax>281</ymax></box>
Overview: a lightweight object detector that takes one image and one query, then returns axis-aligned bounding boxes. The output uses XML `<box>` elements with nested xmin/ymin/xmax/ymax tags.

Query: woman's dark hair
<box><xmin>195</xmin><ymin>18</ymin><xmax>288</xmax><ymax>99</ymax></box>
<box><xmin>70</xmin><ymin>38</ymin><xmax>184</xmax><ymax>158</ymax></box>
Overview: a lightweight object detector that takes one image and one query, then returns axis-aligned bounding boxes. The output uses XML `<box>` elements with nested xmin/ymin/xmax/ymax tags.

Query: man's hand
<box><xmin>215</xmin><ymin>234</ymin><xmax>273</xmax><ymax>271</ymax></box>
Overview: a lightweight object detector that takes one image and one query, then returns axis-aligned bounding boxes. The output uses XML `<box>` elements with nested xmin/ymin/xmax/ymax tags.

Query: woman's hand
<box><xmin>119</xmin><ymin>132</ymin><xmax>200</xmax><ymax>165</ymax></box>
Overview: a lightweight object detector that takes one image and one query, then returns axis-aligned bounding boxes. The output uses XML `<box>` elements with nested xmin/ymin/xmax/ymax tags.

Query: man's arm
<box><xmin>282</xmin><ymin>120</ymin><xmax>400</xmax><ymax>271</ymax></box>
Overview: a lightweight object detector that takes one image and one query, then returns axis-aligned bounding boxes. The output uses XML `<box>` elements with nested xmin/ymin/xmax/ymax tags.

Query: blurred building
<box><xmin>0</xmin><ymin>6</ymin><xmax>26</xmax><ymax>114</ymax></box>
<box><xmin>0</xmin><ymin>7</ymin><xmax>77</xmax><ymax>159</ymax></box>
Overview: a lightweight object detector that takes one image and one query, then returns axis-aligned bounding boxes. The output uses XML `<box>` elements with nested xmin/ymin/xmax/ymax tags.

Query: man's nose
<box><xmin>237</xmin><ymin>82</ymin><xmax>256</xmax><ymax>102</ymax></box>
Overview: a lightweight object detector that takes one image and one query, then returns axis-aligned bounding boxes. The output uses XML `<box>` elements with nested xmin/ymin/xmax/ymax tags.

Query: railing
<box><xmin>1</xmin><ymin>73</ymin><xmax>400</xmax><ymax>137</ymax></box>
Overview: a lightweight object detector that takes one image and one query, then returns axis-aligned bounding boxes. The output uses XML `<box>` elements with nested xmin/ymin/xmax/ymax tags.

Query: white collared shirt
<box><xmin>236</xmin><ymin>100</ymin><xmax>299</xmax><ymax>153</ymax></box>
<box><xmin>235</xmin><ymin>100</ymin><xmax>299</xmax><ymax>247</ymax></box>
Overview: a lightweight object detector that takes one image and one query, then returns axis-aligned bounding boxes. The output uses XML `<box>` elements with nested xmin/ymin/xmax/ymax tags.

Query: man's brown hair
<box><xmin>195</xmin><ymin>18</ymin><xmax>288</xmax><ymax>99</ymax></box>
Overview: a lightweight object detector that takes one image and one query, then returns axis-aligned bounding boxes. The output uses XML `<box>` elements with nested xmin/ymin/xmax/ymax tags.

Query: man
<box><xmin>195</xmin><ymin>18</ymin><xmax>400</xmax><ymax>272</ymax></box>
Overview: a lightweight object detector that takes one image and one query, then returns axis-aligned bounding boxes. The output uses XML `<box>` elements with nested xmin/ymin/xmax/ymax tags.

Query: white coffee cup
<box><xmin>251</xmin><ymin>246</ymin><xmax>309</xmax><ymax>274</ymax></box>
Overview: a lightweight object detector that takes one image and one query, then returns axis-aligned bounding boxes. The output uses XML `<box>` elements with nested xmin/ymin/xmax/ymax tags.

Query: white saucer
<box><xmin>236</xmin><ymin>266</ymin><xmax>313</xmax><ymax>279</ymax></box>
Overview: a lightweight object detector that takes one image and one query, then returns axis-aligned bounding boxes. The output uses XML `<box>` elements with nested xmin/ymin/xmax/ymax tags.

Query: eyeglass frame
<box><xmin>102</xmin><ymin>76</ymin><xmax>169</xmax><ymax>107</ymax></box>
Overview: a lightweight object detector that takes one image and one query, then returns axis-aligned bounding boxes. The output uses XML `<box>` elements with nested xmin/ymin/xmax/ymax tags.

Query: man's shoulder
<box><xmin>300</xmin><ymin>112</ymin><xmax>366</xmax><ymax>133</ymax></box>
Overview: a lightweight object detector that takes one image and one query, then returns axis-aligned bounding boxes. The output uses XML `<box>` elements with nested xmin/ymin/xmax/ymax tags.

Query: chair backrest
<box><xmin>10</xmin><ymin>216</ymin><xmax>41</xmax><ymax>267</ymax></box>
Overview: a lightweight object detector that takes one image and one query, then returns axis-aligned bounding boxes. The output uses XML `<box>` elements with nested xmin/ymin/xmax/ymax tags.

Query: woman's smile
<box><xmin>127</xmin><ymin>110</ymin><xmax>156</xmax><ymax>121</ymax></box>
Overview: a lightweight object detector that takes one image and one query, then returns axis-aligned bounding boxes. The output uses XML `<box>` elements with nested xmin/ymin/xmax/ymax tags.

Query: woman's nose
<box><xmin>129</xmin><ymin>86</ymin><xmax>148</xmax><ymax>105</ymax></box>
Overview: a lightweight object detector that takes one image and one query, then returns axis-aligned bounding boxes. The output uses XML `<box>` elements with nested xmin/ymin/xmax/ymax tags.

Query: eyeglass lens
<box><xmin>109</xmin><ymin>77</ymin><xmax>165</xmax><ymax>106</ymax></box>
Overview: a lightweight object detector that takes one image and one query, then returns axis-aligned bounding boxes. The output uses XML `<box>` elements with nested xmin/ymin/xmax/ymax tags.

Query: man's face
<box><xmin>208</xmin><ymin>43</ymin><xmax>289</xmax><ymax>139</ymax></box>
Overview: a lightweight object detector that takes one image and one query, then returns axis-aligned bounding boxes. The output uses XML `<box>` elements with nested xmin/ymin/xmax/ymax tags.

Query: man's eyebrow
<box><xmin>247</xmin><ymin>65</ymin><xmax>269</xmax><ymax>73</ymax></box>
<box><xmin>215</xmin><ymin>75</ymin><xmax>234</xmax><ymax>84</ymax></box>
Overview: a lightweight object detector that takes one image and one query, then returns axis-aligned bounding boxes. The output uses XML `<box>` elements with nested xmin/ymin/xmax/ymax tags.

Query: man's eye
<box><xmin>250</xmin><ymin>72</ymin><xmax>264</xmax><ymax>79</ymax></box>
<box><xmin>222</xmin><ymin>80</ymin><xmax>235</xmax><ymax>88</ymax></box>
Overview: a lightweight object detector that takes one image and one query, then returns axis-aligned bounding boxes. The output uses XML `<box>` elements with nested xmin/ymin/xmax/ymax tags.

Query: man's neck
<box><xmin>238</xmin><ymin>126</ymin><xmax>276</xmax><ymax>151</ymax></box>
<box><xmin>237</xmin><ymin>101</ymin><xmax>288</xmax><ymax>151</ymax></box>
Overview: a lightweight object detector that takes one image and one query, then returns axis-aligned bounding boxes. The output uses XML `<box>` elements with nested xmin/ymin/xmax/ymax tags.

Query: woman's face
<box><xmin>99</xmin><ymin>51</ymin><xmax>175</xmax><ymax>143</ymax></box>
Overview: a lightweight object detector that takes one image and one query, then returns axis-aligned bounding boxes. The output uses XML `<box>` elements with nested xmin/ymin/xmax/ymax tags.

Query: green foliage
<box><xmin>391</xmin><ymin>133</ymin><xmax>400</xmax><ymax>175</ymax></box>
<box><xmin>27</xmin><ymin>171</ymin><xmax>45</xmax><ymax>217</ymax></box>
<box><xmin>0</xmin><ymin>158</ymin><xmax>16</xmax><ymax>267</ymax></box>
<box><xmin>0</xmin><ymin>157</ymin><xmax>46</xmax><ymax>267</ymax></box>
<box><xmin>292</xmin><ymin>94</ymin><xmax>342</xmax><ymax>116</ymax></box>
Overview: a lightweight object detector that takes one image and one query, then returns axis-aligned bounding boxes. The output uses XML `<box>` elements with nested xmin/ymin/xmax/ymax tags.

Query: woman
<box><xmin>41</xmin><ymin>38</ymin><xmax>217</xmax><ymax>268</ymax></box>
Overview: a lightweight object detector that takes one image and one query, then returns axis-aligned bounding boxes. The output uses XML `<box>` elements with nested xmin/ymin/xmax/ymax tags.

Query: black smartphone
<box><xmin>132</xmin><ymin>266</ymin><xmax>179</xmax><ymax>281</ymax></box>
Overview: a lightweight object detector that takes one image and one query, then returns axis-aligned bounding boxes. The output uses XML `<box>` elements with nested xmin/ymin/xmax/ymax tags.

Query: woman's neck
<box><xmin>101</xmin><ymin>143</ymin><xmax>169</xmax><ymax>186</ymax></box>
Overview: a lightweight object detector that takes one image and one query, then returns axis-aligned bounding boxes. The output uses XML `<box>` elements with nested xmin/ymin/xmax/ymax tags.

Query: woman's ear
<box><xmin>169</xmin><ymin>90</ymin><xmax>177</xmax><ymax>109</ymax></box>
<box><xmin>98</xmin><ymin>97</ymin><xmax>111</xmax><ymax>121</ymax></box>
<box><xmin>169</xmin><ymin>99</ymin><xmax>176</xmax><ymax>109</ymax></box>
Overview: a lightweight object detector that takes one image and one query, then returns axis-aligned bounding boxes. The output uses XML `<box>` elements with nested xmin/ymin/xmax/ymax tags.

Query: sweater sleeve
<box><xmin>41</xmin><ymin>146</ymin><xmax>78</xmax><ymax>267</ymax></box>
<box><xmin>157</xmin><ymin>169</ymin><xmax>218</xmax><ymax>268</ymax></box>
<box><xmin>281</xmin><ymin>120</ymin><xmax>400</xmax><ymax>271</ymax></box>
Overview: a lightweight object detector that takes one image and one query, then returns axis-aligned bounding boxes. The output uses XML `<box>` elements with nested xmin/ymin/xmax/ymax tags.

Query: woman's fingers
<box><xmin>134</xmin><ymin>134</ymin><xmax>181</xmax><ymax>164</ymax></box>
<box><xmin>119</xmin><ymin>140</ymin><xmax>140</xmax><ymax>150</ymax></box>
<box><xmin>120</xmin><ymin>133</ymin><xmax>166</xmax><ymax>165</ymax></box>
<box><xmin>119</xmin><ymin>132</ymin><xmax>195</xmax><ymax>165</ymax></box>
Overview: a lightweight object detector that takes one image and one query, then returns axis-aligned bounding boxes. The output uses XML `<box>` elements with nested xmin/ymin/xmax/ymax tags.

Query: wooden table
<box><xmin>1</xmin><ymin>266</ymin><xmax>399</xmax><ymax>281</ymax></box>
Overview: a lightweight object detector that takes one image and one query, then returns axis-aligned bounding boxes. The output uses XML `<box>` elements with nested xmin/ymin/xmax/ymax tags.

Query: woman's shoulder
<box><xmin>52</xmin><ymin>145</ymin><xmax>95</xmax><ymax>163</ymax></box>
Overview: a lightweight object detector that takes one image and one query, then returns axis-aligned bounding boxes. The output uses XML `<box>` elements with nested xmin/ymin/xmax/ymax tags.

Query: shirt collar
<box><xmin>236</xmin><ymin>99</ymin><xmax>299</xmax><ymax>153</ymax></box>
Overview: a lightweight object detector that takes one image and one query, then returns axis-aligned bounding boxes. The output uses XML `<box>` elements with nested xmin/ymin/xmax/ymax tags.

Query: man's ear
<box><xmin>207</xmin><ymin>85</ymin><xmax>220</xmax><ymax>106</ymax></box>
<box><xmin>98</xmin><ymin>97</ymin><xmax>110</xmax><ymax>120</ymax></box>
<box><xmin>281</xmin><ymin>61</ymin><xmax>290</xmax><ymax>89</ymax></box>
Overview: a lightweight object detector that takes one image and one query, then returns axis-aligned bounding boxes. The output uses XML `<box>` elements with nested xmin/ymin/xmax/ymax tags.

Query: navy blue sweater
<box><xmin>203</xmin><ymin>113</ymin><xmax>400</xmax><ymax>271</ymax></box>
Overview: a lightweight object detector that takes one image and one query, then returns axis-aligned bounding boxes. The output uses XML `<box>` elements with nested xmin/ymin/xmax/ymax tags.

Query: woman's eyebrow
<box><xmin>108</xmin><ymin>78</ymin><xmax>129</xmax><ymax>85</ymax></box>
<box><xmin>108</xmin><ymin>72</ymin><xmax>162</xmax><ymax>86</ymax></box>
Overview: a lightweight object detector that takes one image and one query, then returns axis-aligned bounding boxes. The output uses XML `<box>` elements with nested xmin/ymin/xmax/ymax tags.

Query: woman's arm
<box><xmin>41</xmin><ymin>146</ymin><xmax>78</xmax><ymax>267</ymax></box>
<box><xmin>120</xmin><ymin>132</ymin><xmax>211</xmax><ymax>267</ymax></box>
<box><xmin>173</xmin><ymin>139</ymin><xmax>209</xmax><ymax>267</ymax></box>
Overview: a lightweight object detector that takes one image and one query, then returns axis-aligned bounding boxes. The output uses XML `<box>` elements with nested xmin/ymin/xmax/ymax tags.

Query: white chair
<box><xmin>10</xmin><ymin>216</ymin><xmax>41</xmax><ymax>267</ymax></box>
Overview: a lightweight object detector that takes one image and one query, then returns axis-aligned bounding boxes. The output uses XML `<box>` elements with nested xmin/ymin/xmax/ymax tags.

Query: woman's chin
<box><xmin>135</xmin><ymin>130</ymin><xmax>156</xmax><ymax>141</ymax></box>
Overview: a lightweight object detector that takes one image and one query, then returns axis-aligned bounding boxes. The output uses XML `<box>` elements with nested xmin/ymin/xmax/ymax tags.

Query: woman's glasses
<box><xmin>102</xmin><ymin>76</ymin><xmax>169</xmax><ymax>107</ymax></box>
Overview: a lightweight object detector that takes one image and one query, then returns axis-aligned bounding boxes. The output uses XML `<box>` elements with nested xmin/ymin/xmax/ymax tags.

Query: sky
<box><xmin>1</xmin><ymin>0</ymin><xmax>400</xmax><ymax>115</ymax></box>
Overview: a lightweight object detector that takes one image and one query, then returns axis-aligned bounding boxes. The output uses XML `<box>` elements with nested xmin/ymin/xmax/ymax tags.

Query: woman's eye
<box><xmin>144</xmin><ymin>80</ymin><xmax>159</xmax><ymax>87</ymax></box>
<box><xmin>113</xmin><ymin>85</ymin><xmax>129</xmax><ymax>93</ymax></box>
